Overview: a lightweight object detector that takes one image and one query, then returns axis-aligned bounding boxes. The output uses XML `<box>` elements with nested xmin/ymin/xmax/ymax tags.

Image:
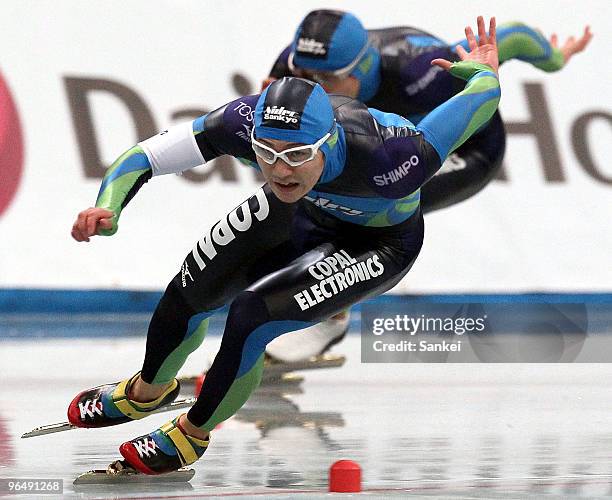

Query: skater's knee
<box><xmin>226</xmin><ymin>291</ymin><xmax>270</xmax><ymax>337</ymax></box>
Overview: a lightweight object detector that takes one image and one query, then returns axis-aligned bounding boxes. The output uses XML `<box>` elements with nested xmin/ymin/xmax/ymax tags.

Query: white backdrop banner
<box><xmin>0</xmin><ymin>1</ymin><xmax>610</xmax><ymax>292</ymax></box>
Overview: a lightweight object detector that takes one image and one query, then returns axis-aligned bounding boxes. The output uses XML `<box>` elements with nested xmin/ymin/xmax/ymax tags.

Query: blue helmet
<box><xmin>254</xmin><ymin>77</ymin><xmax>344</xmax><ymax>183</ymax></box>
<box><xmin>290</xmin><ymin>10</ymin><xmax>368</xmax><ymax>73</ymax></box>
<box><xmin>288</xmin><ymin>10</ymin><xmax>381</xmax><ymax>101</ymax></box>
<box><xmin>254</xmin><ymin>77</ymin><xmax>335</xmax><ymax>145</ymax></box>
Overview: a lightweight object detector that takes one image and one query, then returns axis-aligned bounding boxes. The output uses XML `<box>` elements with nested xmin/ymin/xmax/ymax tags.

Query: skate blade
<box><xmin>73</xmin><ymin>460</ymin><xmax>194</xmax><ymax>485</ymax></box>
<box><xmin>22</xmin><ymin>397</ymin><xmax>197</xmax><ymax>439</ymax></box>
<box><xmin>264</xmin><ymin>354</ymin><xmax>346</xmax><ymax>375</ymax></box>
<box><xmin>261</xmin><ymin>372</ymin><xmax>304</xmax><ymax>385</ymax></box>
<box><xmin>21</xmin><ymin>422</ymin><xmax>77</xmax><ymax>438</ymax></box>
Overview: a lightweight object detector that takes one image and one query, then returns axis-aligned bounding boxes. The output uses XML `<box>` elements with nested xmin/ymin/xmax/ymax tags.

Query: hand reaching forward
<box><xmin>432</xmin><ymin>16</ymin><xmax>498</xmax><ymax>75</ymax></box>
<box><xmin>71</xmin><ymin>207</ymin><xmax>114</xmax><ymax>242</ymax></box>
<box><xmin>550</xmin><ymin>25</ymin><xmax>593</xmax><ymax>64</ymax></box>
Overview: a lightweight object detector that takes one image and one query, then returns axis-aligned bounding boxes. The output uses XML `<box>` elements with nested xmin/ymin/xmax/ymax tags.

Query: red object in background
<box><xmin>0</xmin><ymin>72</ymin><xmax>24</xmax><ymax>218</ymax></box>
<box><xmin>192</xmin><ymin>373</ymin><xmax>222</xmax><ymax>430</ymax></box>
<box><xmin>194</xmin><ymin>373</ymin><xmax>205</xmax><ymax>396</ymax></box>
<box><xmin>329</xmin><ymin>459</ymin><xmax>362</xmax><ymax>492</ymax></box>
<box><xmin>0</xmin><ymin>417</ymin><xmax>14</xmax><ymax>465</ymax></box>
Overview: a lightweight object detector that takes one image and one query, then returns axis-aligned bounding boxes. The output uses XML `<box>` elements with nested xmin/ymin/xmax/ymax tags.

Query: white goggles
<box><xmin>251</xmin><ymin>127</ymin><xmax>332</xmax><ymax>167</ymax></box>
<box><xmin>288</xmin><ymin>39</ymin><xmax>370</xmax><ymax>83</ymax></box>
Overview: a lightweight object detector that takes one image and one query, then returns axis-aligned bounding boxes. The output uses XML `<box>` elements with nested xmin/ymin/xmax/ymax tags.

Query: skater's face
<box><xmin>254</xmin><ymin>137</ymin><xmax>325</xmax><ymax>203</ymax></box>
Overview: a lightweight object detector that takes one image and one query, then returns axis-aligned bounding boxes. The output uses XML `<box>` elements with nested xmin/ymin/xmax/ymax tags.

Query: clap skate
<box><xmin>73</xmin><ymin>459</ymin><xmax>195</xmax><ymax>485</ymax></box>
<box><xmin>67</xmin><ymin>372</ymin><xmax>180</xmax><ymax>428</ymax></box>
<box><xmin>119</xmin><ymin>415</ymin><xmax>209</xmax><ymax>474</ymax></box>
<box><xmin>22</xmin><ymin>373</ymin><xmax>187</xmax><ymax>438</ymax></box>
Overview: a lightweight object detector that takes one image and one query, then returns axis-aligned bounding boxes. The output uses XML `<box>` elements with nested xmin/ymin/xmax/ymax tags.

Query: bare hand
<box><xmin>71</xmin><ymin>207</ymin><xmax>114</xmax><ymax>242</ymax></box>
<box><xmin>432</xmin><ymin>16</ymin><xmax>498</xmax><ymax>75</ymax></box>
<box><xmin>550</xmin><ymin>25</ymin><xmax>593</xmax><ymax>64</ymax></box>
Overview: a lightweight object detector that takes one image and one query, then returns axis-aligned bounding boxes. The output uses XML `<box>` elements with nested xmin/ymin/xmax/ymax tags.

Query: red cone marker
<box><xmin>329</xmin><ymin>459</ymin><xmax>361</xmax><ymax>492</ymax></box>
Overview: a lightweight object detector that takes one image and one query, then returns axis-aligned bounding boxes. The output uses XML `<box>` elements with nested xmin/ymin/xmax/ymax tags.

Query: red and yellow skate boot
<box><xmin>67</xmin><ymin>372</ymin><xmax>180</xmax><ymax>428</ymax></box>
<box><xmin>119</xmin><ymin>415</ymin><xmax>209</xmax><ymax>474</ymax></box>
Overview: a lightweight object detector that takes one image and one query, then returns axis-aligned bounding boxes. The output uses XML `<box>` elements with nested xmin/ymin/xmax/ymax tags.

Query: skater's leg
<box><xmin>138</xmin><ymin>283</ymin><xmax>214</xmax><ymax>385</ymax></box>
<box><xmin>131</xmin><ymin>185</ymin><xmax>296</xmax><ymax>393</ymax></box>
<box><xmin>188</xmin><ymin>223</ymin><xmax>423</xmax><ymax>433</ymax></box>
<box><xmin>129</xmin><ymin>282</ymin><xmax>216</xmax><ymax>400</ymax></box>
<box><xmin>185</xmin><ymin>288</ymin><xmax>314</xmax><ymax>433</ymax></box>
<box><xmin>69</xmin><ymin>185</ymin><xmax>296</xmax><ymax>428</ymax></box>
<box><xmin>119</xmin><ymin>198</ymin><xmax>423</xmax><ymax>476</ymax></box>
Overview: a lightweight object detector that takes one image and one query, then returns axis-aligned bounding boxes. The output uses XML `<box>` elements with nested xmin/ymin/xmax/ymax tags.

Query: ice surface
<box><xmin>2</xmin><ymin>329</ymin><xmax>612</xmax><ymax>498</ymax></box>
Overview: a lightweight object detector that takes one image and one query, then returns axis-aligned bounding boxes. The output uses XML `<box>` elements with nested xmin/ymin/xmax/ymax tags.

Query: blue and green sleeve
<box><xmin>94</xmin><ymin>115</ymin><xmax>216</xmax><ymax>236</ymax></box>
<box><xmin>416</xmin><ymin>60</ymin><xmax>501</xmax><ymax>162</ymax></box>
<box><xmin>94</xmin><ymin>146</ymin><xmax>152</xmax><ymax>236</ymax></box>
<box><xmin>455</xmin><ymin>22</ymin><xmax>565</xmax><ymax>72</ymax></box>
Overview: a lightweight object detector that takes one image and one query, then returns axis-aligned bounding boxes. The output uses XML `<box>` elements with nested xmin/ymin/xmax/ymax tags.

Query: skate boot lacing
<box><xmin>133</xmin><ymin>437</ymin><xmax>158</xmax><ymax>459</ymax></box>
<box><xmin>77</xmin><ymin>397</ymin><xmax>104</xmax><ymax>420</ymax></box>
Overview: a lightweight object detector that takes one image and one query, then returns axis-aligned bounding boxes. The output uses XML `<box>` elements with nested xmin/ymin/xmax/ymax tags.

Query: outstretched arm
<box><xmin>454</xmin><ymin>22</ymin><xmax>592</xmax><ymax>72</ymax></box>
<box><xmin>71</xmin><ymin>146</ymin><xmax>153</xmax><ymax>241</ymax></box>
<box><xmin>417</xmin><ymin>16</ymin><xmax>501</xmax><ymax>166</ymax></box>
<box><xmin>369</xmin><ymin>17</ymin><xmax>500</xmax><ymax>200</ymax></box>
<box><xmin>71</xmin><ymin>121</ymin><xmax>207</xmax><ymax>242</ymax></box>
<box><xmin>71</xmin><ymin>96</ymin><xmax>262</xmax><ymax>242</ymax></box>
